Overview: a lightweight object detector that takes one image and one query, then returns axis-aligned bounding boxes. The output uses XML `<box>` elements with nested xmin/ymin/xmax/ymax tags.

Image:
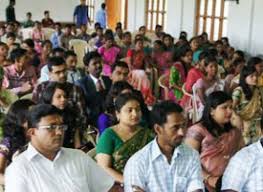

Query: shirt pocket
<box><xmin>174</xmin><ymin>176</ymin><xmax>187</xmax><ymax>192</ymax></box>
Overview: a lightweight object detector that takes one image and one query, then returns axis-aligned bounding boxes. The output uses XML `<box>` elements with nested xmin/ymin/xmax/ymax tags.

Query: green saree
<box><xmin>112</xmin><ymin>127</ymin><xmax>153</xmax><ymax>173</ymax></box>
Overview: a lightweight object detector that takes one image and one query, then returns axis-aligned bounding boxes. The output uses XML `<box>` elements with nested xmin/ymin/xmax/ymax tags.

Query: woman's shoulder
<box><xmin>186</xmin><ymin>123</ymin><xmax>208</xmax><ymax>141</ymax></box>
<box><xmin>100</xmin><ymin>127</ymin><xmax>116</xmax><ymax>137</ymax></box>
<box><xmin>232</xmin><ymin>86</ymin><xmax>244</xmax><ymax>99</ymax></box>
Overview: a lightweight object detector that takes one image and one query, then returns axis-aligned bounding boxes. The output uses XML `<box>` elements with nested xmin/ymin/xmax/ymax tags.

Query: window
<box><xmin>86</xmin><ymin>0</ymin><xmax>95</xmax><ymax>23</ymax></box>
<box><xmin>195</xmin><ymin>0</ymin><xmax>229</xmax><ymax>40</ymax></box>
<box><xmin>145</xmin><ymin>0</ymin><xmax>167</xmax><ymax>31</ymax></box>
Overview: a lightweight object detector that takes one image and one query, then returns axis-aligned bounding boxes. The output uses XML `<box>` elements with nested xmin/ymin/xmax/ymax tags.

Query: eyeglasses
<box><xmin>37</xmin><ymin>124</ymin><xmax>68</xmax><ymax>132</ymax></box>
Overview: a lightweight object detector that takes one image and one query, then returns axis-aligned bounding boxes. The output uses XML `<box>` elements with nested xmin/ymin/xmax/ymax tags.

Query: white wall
<box><xmin>127</xmin><ymin>0</ymin><xmax>145</xmax><ymax>31</ymax></box>
<box><xmin>248</xmin><ymin>0</ymin><xmax>263</xmax><ymax>55</ymax></box>
<box><xmin>227</xmin><ymin>0</ymin><xmax>263</xmax><ymax>55</ymax></box>
<box><xmin>0</xmin><ymin>0</ymin><xmax>83</xmax><ymax>22</ymax></box>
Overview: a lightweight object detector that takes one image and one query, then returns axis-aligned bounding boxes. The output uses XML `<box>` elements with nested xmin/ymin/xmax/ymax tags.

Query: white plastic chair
<box><xmin>69</xmin><ymin>39</ymin><xmax>89</xmax><ymax>68</ymax></box>
<box><xmin>21</xmin><ymin>27</ymin><xmax>33</xmax><ymax>40</ymax></box>
<box><xmin>182</xmin><ymin>83</ymin><xmax>198</xmax><ymax>123</ymax></box>
<box><xmin>87</xmin><ymin>148</ymin><xmax>96</xmax><ymax>159</ymax></box>
<box><xmin>158</xmin><ymin>73</ymin><xmax>169</xmax><ymax>100</ymax></box>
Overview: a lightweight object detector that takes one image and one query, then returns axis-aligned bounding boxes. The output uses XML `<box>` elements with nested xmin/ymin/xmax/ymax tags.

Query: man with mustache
<box><xmin>76</xmin><ymin>51</ymin><xmax>112</xmax><ymax>126</ymax></box>
<box><xmin>124</xmin><ymin>101</ymin><xmax>204</xmax><ymax>192</ymax></box>
<box><xmin>5</xmin><ymin>104</ymin><xmax>114</xmax><ymax>192</ymax></box>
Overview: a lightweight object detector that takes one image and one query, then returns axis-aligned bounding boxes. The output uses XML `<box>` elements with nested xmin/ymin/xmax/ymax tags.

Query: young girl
<box><xmin>169</xmin><ymin>44</ymin><xmax>193</xmax><ymax>101</ymax></box>
<box><xmin>37</xmin><ymin>40</ymin><xmax>52</xmax><ymax>75</ymax></box>
<box><xmin>31</xmin><ymin>21</ymin><xmax>45</xmax><ymax>53</ymax></box>
<box><xmin>126</xmin><ymin>38</ymin><xmax>146</xmax><ymax>70</ymax></box>
<box><xmin>193</xmin><ymin>55</ymin><xmax>225</xmax><ymax>120</ymax></box>
<box><xmin>232</xmin><ymin>65</ymin><xmax>263</xmax><ymax>145</ymax></box>
<box><xmin>98</xmin><ymin>34</ymin><xmax>121</xmax><ymax>76</ymax></box>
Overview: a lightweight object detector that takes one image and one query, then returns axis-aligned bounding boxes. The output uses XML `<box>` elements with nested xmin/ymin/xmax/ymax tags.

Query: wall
<box><xmin>0</xmin><ymin>0</ymin><xmax>80</xmax><ymax>22</ymax></box>
<box><xmin>227</xmin><ymin>0</ymin><xmax>263</xmax><ymax>55</ymax></box>
<box><xmin>127</xmin><ymin>0</ymin><xmax>145</xmax><ymax>31</ymax></box>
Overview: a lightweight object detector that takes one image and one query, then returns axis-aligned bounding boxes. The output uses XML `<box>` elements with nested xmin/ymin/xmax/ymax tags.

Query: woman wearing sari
<box><xmin>96</xmin><ymin>93</ymin><xmax>154</xmax><ymax>183</ymax></box>
<box><xmin>232</xmin><ymin>65</ymin><xmax>263</xmax><ymax>145</ymax></box>
<box><xmin>185</xmin><ymin>91</ymin><xmax>244</xmax><ymax>192</ymax></box>
<box><xmin>168</xmin><ymin>44</ymin><xmax>193</xmax><ymax>101</ymax></box>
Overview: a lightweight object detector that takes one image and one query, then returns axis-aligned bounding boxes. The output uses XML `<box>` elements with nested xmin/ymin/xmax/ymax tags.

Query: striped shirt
<box><xmin>124</xmin><ymin>138</ymin><xmax>204</xmax><ymax>192</ymax></box>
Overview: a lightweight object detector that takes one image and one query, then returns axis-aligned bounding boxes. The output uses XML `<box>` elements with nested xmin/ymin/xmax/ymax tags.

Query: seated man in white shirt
<box><xmin>5</xmin><ymin>104</ymin><xmax>114</xmax><ymax>192</ymax></box>
<box><xmin>221</xmin><ymin>116</ymin><xmax>263</xmax><ymax>192</ymax></box>
<box><xmin>124</xmin><ymin>101</ymin><xmax>204</xmax><ymax>192</ymax></box>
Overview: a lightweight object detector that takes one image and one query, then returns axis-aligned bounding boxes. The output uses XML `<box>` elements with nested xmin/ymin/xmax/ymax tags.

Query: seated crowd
<box><xmin>0</xmin><ymin>12</ymin><xmax>263</xmax><ymax>192</ymax></box>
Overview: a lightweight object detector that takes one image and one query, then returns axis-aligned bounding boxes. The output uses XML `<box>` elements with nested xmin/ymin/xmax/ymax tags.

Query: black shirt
<box><xmin>6</xmin><ymin>5</ymin><xmax>16</xmax><ymax>22</ymax></box>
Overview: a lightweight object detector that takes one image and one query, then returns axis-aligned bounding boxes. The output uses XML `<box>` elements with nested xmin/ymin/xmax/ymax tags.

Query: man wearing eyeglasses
<box><xmin>5</xmin><ymin>104</ymin><xmax>114</xmax><ymax>192</ymax></box>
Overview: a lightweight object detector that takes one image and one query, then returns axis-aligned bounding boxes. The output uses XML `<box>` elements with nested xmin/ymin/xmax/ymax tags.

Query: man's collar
<box><xmin>89</xmin><ymin>74</ymin><xmax>99</xmax><ymax>84</ymax></box>
<box><xmin>25</xmin><ymin>143</ymin><xmax>63</xmax><ymax>162</ymax></box>
<box><xmin>151</xmin><ymin>138</ymin><xmax>182</xmax><ymax>162</ymax></box>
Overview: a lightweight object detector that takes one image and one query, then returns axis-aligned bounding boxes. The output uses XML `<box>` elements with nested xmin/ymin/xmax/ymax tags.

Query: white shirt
<box><xmin>124</xmin><ymin>139</ymin><xmax>204</xmax><ymax>192</ymax></box>
<box><xmin>39</xmin><ymin>65</ymin><xmax>49</xmax><ymax>83</ymax></box>
<box><xmin>5</xmin><ymin>143</ymin><xmax>114</xmax><ymax>192</ymax></box>
<box><xmin>90</xmin><ymin>73</ymin><xmax>99</xmax><ymax>85</ymax></box>
<box><xmin>222</xmin><ymin>139</ymin><xmax>263</xmax><ymax>192</ymax></box>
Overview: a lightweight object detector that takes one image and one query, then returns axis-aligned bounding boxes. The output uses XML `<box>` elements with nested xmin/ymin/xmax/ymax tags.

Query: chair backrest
<box><xmin>42</xmin><ymin>28</ymin><xmax>55</xmax><ymax>40</ymax></box>
<box><xmin>158</xmin><ymin>73</ymin><xmax>169</xmax><ymax>100</ymax></box>
<box><xmin>21</xmin><ymin>27</ymin><xmax>33</xmax><ymax>40</ymax></box>
<box><xmin>146</xmin><ymin>67</ymin><xmax>159</xmax><ymax>98</ymax></box>
<box><xmin>87</xmin><ymin>147</ymin><xmax>96</xmax><ymax>159</ymax></box>
<box><xmin>69</xmin><ymin>39</ymin><xmax>88</xmax><ymax>68</ymax></box>
<box><xmin>191</xmin><ymin>82</ymin><xmax>202</xmax><ymax>123</ymax></box>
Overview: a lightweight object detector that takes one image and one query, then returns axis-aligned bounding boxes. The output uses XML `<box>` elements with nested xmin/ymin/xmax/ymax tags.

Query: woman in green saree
<box><xmin>96</xmin><ymin>92</ymin><xmax>154</xmax><ymax>183</ymax></box>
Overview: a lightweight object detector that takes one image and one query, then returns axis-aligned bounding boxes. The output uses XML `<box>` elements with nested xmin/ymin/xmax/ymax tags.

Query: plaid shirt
<box><xmin>32</xmin><ymin>81</ymin><xmax>86</xmax><ymax>122</ymax></box>
<box><xmin>124</xmin><ymin>139</ymin><xmax>204</xmax><ymax>192</ymax></box>
<box><xmin>222</xmin><ymin>139</ymin><xmax>263</xmax><ymax>192</ymax></box>
<box><xmin>2</xmin><ymin>64</ymin><xmax>37</xmax><ymax>96</ymax></box>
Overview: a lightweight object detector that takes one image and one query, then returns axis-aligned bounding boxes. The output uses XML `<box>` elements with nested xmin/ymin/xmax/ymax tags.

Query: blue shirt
<box><xmin>96</xmin><ymin>9</ymin><xmax>106</xmax><ymax>28</ymax></box>
<box><xmin>50</xmin><ymin>32</ymin><xmax>62</xmax><ymax>48</ymax></box>
<box><xmin>124</xmin><ymin>139</ymin><xmax>204</xmax><ymax>192</ymax></box>
<box><xmin>74</xmin><ymin>5</ymin><xmax>89</xmax><ymax>27</ymax></box>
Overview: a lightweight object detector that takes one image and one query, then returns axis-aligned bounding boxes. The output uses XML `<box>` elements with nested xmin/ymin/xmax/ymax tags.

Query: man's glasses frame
<box><xmin>37</xmin><ymin>124</ymin><xmax>68</xmax><ymax>131</ymax></box>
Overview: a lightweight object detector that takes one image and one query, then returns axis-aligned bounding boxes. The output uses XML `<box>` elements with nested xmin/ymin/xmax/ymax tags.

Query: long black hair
<box><xmin>200</xmin><ymin>91</ymin><xmax>233</xmax><ymax>137</ymax></box>
<box><xmin>239</xmin><ymin>65</ymin><xmax>257</xmax><ymax>100</ymax></box>
<box><xmin>173</xmin><ymin>44</ymin><xmax>192</xmax><ymax>75</ymax></box>
<box><xmin>3</xmin><ymin>99</ymin><xmax>35</xmax><ymax>158</ymax></box>
<box><xmin>104</xmin><ymin>81</ymin><xmax>133</xmax><ymax>115</ymax></box>
<box><xmin>39</xmin><ymin>82</ymin><xmax>68</xmax><ymax>105</ymax></box>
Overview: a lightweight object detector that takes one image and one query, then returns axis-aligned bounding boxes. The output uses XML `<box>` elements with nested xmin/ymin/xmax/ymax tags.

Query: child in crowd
<box><xmin>98</xmin><ymin>34</ymin><xmax>121</xmax><ymax>76</ymax></box>
<box><xmin>22</xmin><ymin>12</ymin><xmax>34</xmax><ymax>28</ymax></box>
<box><xmin>31</xmin><ymin>21</ymin><xmax>45</xmax><ymax>53</ymax></box>
<box><xmin>0</xmin><ymin>42</ymin><xmax>8</xmax><ymax>67</ymax></box>
<box><xmin>65</xmin><ymin>50</ymin><xmax>84</xmax><ymax>84</ymax></box>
